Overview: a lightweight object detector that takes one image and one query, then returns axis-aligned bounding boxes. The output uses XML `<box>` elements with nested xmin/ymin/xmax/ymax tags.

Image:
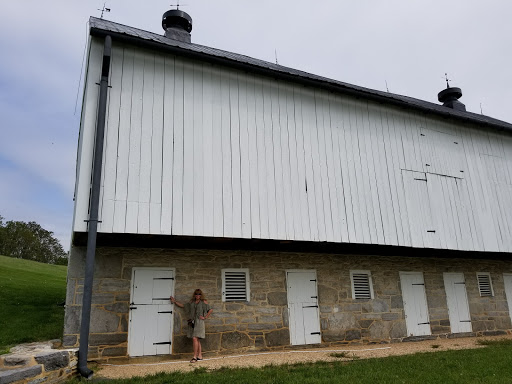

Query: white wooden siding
<box><xmin>73</xmin><ymin>39</ymin><xmax>512</xmax><ymax>253</ymax></box>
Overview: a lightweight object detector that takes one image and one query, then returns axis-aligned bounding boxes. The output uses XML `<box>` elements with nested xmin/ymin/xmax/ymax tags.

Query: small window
<box><xmin>477</xmin><ymin>272</ymin><xmax>494</xmax><ymax>297</ymax></box>
<box><xmin>222</xmin><ymin>269</ymin><xmax>250</xmax><ymax>302</ymax></box>
<box><xmin>350</xmin><ymin>270</ymin><xmax>374</xmax><ymax>299</ymax></box>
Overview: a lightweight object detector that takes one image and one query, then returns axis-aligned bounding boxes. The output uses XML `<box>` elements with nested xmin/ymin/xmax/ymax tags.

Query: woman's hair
<box><xmin>190</xmin><ymin>288</ymin><xmax>205</xmax><ymax>302</ymax></box>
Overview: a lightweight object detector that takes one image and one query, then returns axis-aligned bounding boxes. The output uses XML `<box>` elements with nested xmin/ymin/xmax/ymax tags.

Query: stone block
<box><xmin>265</xmin><ymin>329</ymin><xmax>290</xmax><ymax>347</ymax></box>
<box><xmin>221</xmin><ymin>332</ymin><xmax>251</xmax><ymax>350</ymax></box>
<box><xmin>319</xmin><ymin>305</ymin><xmax>332</xmax><ymax>313</ymax></box>
<box><xmin>116</xmin><ymin>293</ymin><xmax>131</xmax><ymax>302</ymax></box>
<box><xmin>267</xmin><ymin>292</ymin><xmax>287</xmax><ymax>306</ymax></box>
<box><xmin>94</xmin><ymin>253</ymin><xmax>123</xmax><ymax>278</ymax></box>
<box><xmin>329</xmin><ymin>312</ymin><xmax>358</xmax><ymax>330</ymax></box>
<box><xmin>62</xmin><ymin>335</ymin><xmax>77</xmax><ymax>347</ymax></box>
<box><xmin>439</xmin><ymin>319</ymin><xmax>450</xmax><ymax>327</ymax></box>
<box><xmin>254</xmin><ymin>336</ymin><xmax>265</xmax><ymax>348</ymax></box>
<box><xmin>258</xmin><ymin>315</ymin><xmax>282</xmax><ymax>323</ymax></box>
<box><xmin>3</xmin><ymin>355</ymin><xmax>30</xmax><ymax>367</ymax></box>
<box><xmin>64</xmin><ymin>306</ymin><xmax>81</xmax><ymax>334</ymax></box>
<box><xmin>482</xmin><ymin>330</ymin><xmax>507</xmax><ymax>337</ymax></box>
<box><xmin>121</xmin><ymin>315</ymin><xmax>129</xmax><ymax>332</ymax></box>
<box><xmin>345</xmin><ymin>329</ymin><xmax>361</xmax><ymax>341</ymax></box>
<box><xmin>173</xmin><ymin>335</ymin><xmax>193</xmax><ymax>353</ymax></box>
<box><xmin>248</xmin><ymin>323</ymin><xmax>276</xmax><ymax>331</ymax></box>
<box><xmin>382</xmin><ymin>313</ymin><xmax>400</xmax><ymax>321</ymax></box>
<box><xmin>224</xmin><ymin>303</ymin><xmax>244</xmax><ymax>312</ymax></box>
<box><xmin>104</xmin><ymin>302</ymin><xmax>129</xmax><ymax>313</ymax></box>
<box><xmin>90</xmin><ymin>307</ymin><xmax>120</xmax><ymax>333</ymax></box>
<box><xmin>67</xmin><ymin>247</ymin><xmax>86</xmax><ymax>278</ymax></box>
<box><xmin>34</xmin><ymin>351</ymin><xmax>69</xmax><ymax>371</ymax></box>
<box><xmin>0</xmin><ymin>365</ymin><xmax>42</xmax><ymax>384</ymax></box>
<box><xmin>357</xmin><ymin>319</ymin><xmax>373</xmax><ymax>329</ymax></box>
<box><xmin>427</xmin><ymin>295</ymin><xmax>447</xmax><ymax>309</ymax></box>
<box><xmin>101</xmin><ymin>347</ymin><xmax>128</xmax><ymax>357</ymax></box>
<box><xmin>369</xmin><ymin>320</ymin><xmax>392</xmax><ymax>339</ymax></box>
<box><xmin>343</xmin><ymin>303</ymin><xmax>362</xmax><ymax>312</ymax></box>
<box><xmin>208</xmin><ymin>325</ymin><xmax>237</xmax><ymax>332</ymax></box>
<box><xmin>99</xmin><ymin>279</ymin><xmax>130</xmax><ymax>292</ymax></box>
<box><xmin>203</xmin><ymin>333</ymin><xmax>221</xmax><ymax>352</ymax></box>
<box><xmin>318</xmin><ymin>285</ymin><xmax>338</xmax><ymax>304</ymax></box>
<box><xmin>390</xmin><ymin>295</ymin><xmax>404</xmax><ymax>309</ymax></box>
<box><xmin>389</xmin><ymin>320</ymin><xmax>406</xmax><ymax>339</ymax></box>
<box><xmin>321</xmin><ymin>330</ymin><xmax>344</xmax><ymax>342</ymax></box>
<box><xmin>89</xmin><ymin>333</ymin><xmax>127</xmax><ymax>346</ymax></box>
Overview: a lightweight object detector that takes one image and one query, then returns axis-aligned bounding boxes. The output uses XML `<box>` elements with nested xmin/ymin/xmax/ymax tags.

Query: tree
<box><xmin>0</xmin><ymin>216</ymin><xmax>68</xmax><ymax>265</ymax></box>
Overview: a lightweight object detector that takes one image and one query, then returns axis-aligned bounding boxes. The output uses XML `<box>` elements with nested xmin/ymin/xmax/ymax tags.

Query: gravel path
<box><xmin>97</xmin><ymin>334</ymin><xmax>512</xmax><ymax>379</ymax></box>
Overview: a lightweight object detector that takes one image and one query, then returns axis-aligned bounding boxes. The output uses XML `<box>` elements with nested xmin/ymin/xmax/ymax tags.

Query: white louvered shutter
<box><xmin>222</xmin><ymin>269</ymin><xmax>250</xmax><ymax>302</ymax></box>
<box><xmin>350</xmin><ymin>271</ymin><xmax>374</xmax><ymax>300</ymax></box>
<box><xmin>477</xmin><ymin>273</ymin><xmax>494</xmax><ymax>297</ymax></box>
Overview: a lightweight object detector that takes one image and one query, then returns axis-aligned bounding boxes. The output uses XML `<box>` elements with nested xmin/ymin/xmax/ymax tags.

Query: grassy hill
<box><xmin>0</xmin><ymin>255</ymin><xmax>67</xmax><ymax>354</ymax></box>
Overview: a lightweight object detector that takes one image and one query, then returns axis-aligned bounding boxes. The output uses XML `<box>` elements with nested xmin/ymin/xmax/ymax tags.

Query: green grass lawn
<box><xmin>68</xmin><ymin>340</ymin><xmax>512</xmax><ymax>384</ymax></box>
<box><xmin>0</xmin><ymin>255</ymin><xmax>67</xmax><ymax>354</ymax></box>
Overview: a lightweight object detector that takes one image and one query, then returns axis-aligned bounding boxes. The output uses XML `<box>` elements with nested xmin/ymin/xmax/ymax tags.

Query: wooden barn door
<box><xmin>443</xmin><ymin>272</ymin><xmax>472</xmax><ymax>333</ymax></box>
<box><xmin>286</xmin><ymin>270</ymin><xmax>321</xmax><ymax>345</ymax></box>
<box><xmin>128</xmin><ymin>268</ymin><xmax>175</xmax><ymax>356</ymax></box>
<box><xmin>503</xmin><ymin>274</ymin><xmax>512</xmax><ymax>322</ymax></box>
<box><xmin>399</xmin><ymin>272</ymin><xmax>431</xmax><ymax>336</ymax></box>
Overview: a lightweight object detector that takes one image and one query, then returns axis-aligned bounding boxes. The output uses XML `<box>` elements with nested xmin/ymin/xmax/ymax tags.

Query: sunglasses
<box><xmin>194</xmin><ymin>293</ymin><xmax>201</xmax><ymax>295</ymax></box>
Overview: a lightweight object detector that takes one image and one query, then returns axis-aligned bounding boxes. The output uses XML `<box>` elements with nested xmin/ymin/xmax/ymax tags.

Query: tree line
<box><xmin>0</xmin><ymin>215</ymin><xmax>68</xmax><ymax>265</ymax></box>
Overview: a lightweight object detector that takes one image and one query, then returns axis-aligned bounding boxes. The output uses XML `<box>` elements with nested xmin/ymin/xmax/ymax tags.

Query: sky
<box><xmin>0</xmin><ymin>0</ymin><xmax>511</xmax><ymax>251</ymax></box>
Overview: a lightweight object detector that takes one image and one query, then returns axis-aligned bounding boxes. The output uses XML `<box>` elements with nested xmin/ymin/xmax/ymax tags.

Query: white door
<box><xmin>128</xmin><ymin>268</ymin><xmax>175</xmax><ymax>356</ymax></box>
<box><xmin>399</xmin><ymin>272</ymin><xmax>431</xmax><ymax>336</ymax></box>
<box><xmin>443</xmin><ymin>272</ymin><xmax>472</xmax><ymax>333</ymax></box>
<box><xmin>286</xmin><ymin>270</ymin><xmax>321</xmax><ymax>345</ymax></box>
<box><xmin>503</xmin><ymin>274</ymin><xmax>512</xmax><ymax>321</ymax></box>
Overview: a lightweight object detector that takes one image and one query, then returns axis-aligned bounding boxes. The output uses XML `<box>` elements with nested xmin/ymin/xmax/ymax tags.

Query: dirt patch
<box><xmin>97</xmin><ymin>334</ymin><xmax>512</xmax><ymax>379</ymax></box>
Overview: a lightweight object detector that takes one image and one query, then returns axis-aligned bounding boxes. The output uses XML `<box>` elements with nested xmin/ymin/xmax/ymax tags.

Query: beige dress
<box><xmin>184</xmin><ymin>301</ymin><xmax>211</xmax><ymax>339</ymax></box>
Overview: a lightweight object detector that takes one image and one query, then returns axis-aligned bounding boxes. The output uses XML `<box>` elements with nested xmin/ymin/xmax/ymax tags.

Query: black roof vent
<box><xmin>438</xmin><ymin>86</ymin><xmax>466</xmax><ymax>112</ymax></box>
<box><xmin>162</xmin><ymin>10</ymin><xmax>192</xmax><ymax>43</ymax></box>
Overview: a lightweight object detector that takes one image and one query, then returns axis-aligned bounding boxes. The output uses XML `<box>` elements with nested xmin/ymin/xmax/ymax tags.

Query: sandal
<box><xmin>190</xmin><ymin>358</ymin><xmax>197</xmax><ymax>363</ymax></box>
<box><xmin>196</xmin><ymin>358</ymin><xmax>203</xmax><ymax>361</ymax></box>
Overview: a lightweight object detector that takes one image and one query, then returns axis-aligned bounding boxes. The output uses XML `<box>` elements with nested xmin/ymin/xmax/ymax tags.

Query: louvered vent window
<box><xmin>350</xmin><ymin>270</ymin><xmax>374</xmax><ymax>300</ymax></box>
<box><xmin>222</xmin><ymin>269</ymin><xmax>250</xmax><ymax>302</ymax></box>
<box><xmin>477</xmin><ymin>273</ymin><xmax>494</xmax><ymax>297</ymax></box>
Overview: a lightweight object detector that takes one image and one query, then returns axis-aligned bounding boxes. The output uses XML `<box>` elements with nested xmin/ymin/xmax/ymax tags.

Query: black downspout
<box><xmin>78</xmin><ymin>35</ymin><xmax>112</xmax><ymax>379</ymax></box>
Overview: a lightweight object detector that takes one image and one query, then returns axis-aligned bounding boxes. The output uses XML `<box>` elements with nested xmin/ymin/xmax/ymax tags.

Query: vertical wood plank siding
<box><xmin>73</xmin><ymin>41</ymin><xmax>512</xmax><ymax>252</ymax></box>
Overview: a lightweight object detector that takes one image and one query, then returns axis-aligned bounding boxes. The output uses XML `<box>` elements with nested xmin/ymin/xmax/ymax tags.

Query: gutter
<box><xmin>78</xmin><ymin>35</ymin><xmax>112</xmax><ymax>379</ymax></box>
<box><xmin>89</xmin><ymin>27</ymin><xmax>512</xmax><ymax>134</ymax></box>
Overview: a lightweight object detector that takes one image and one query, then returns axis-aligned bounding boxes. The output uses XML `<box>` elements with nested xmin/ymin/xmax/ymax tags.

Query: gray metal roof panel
<box><xmin>89</xmin><ymin>17</ymin><xmax>512</xmax><ymax>131</ymax></box>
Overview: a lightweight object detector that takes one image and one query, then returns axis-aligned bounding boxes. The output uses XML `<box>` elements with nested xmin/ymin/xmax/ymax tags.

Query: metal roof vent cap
<box><xmin>162</xmin><ymin>9</ymin><xmax>192</xmax><ymax>43</ymax></box>
<box><xmin>438</xmin><ymin>86</ymin><xmax>466</xmax><ymax>112</ymax></box>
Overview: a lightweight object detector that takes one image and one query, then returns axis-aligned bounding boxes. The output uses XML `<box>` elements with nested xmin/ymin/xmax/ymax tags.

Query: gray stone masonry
<box><xmin>63</xmin><ymin>246</ymin><xmax>512</xmax><ymax>360</ymax></box>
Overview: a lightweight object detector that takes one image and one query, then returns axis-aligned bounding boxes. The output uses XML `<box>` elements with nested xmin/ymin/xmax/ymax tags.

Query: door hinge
<box><xmin>454</xmin><ymin>282</ymin><xmax>466</xmax><ymax>285</ymax></box>
<box><xmin>418</xmin><ymin>322</ymin><xmax>430</xmax><ymax>325</ymax></box>
<box><xmin>153</xmin><ymin>297</ymin><xmax>172</xmax><ymax>300</ymax></box>
<box><xmin>153</xmin><ymin>341</ymin><xmax>172</xmax><ymax>345</ymax></box>
<box><xmin>158</xmin><ymin>311</ymin><xmax>173</xmax><ymax>314</ymax></box>
<box><xmin>310</xmin><ymin>279</ymin><xmax>317</xmax><ymax>282</ymax></box>
<box><xmin>460</xmin><ymin>320</ymin><xmax>472</xmax><ymax>323</ymax></box>
<box><xmin>303</xmin><ymin>305</ymin><xmax>319</xmax><ymax>308</ymax></box>
<box><xmin>154</xmin><ymin>277</ymin><xmax>174</xmax><ymax>280</ymax></box>
<box><xmin>311</xmin><ymin>296</ymin><xmax>318</xmax><ymax>299</ymax></box>
<box><xmin>412</xmin><ymin>283</ymin><xmax>425</xmax><ymax>286</ymax></box>
<box><xmin>310</xmin><ymin>332</ymin><xmax>321</xmax><ymax>335</ymax></box>
<box><xmin>129</xmin><ymin>306</ymin><xmax>137</xmax><ymax>310</ymax></box>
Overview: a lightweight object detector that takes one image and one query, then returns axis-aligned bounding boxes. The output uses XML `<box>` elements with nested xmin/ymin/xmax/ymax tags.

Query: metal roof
<box><xmin>89</xmin><ymin>17</ymin><xmax>512</xmax><ymax>132</ymax></box>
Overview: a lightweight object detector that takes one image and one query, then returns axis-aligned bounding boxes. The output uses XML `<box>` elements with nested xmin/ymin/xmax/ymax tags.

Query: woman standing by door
<box><xmin>170</xmin><ymin>289</ymin><xmax>212</xmax><ymax>362</ymax></box>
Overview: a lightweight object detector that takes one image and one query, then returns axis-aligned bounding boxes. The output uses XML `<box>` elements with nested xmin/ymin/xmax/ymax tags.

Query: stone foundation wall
<box><xmin>63</xmin><ymin>247</ymin><xmax>512</xmax><ymax>360</ymax></box>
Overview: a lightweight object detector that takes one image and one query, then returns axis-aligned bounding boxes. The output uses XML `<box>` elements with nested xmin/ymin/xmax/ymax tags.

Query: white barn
<box><xmin>65</xmin><ymin>10</ymin><xmax>512</xmax><ymax>370</ymax></box>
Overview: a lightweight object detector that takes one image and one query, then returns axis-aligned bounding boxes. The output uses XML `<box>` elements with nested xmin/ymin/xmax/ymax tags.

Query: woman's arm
<box><xmin>170</xmin><ymin>296</ymin><xmax>184</xmax><ymax>308</ymax></box>
<box><xmin>199</xmin><ymin>302</ymin><xmax>213</xmax><ymax>320</ymax></box>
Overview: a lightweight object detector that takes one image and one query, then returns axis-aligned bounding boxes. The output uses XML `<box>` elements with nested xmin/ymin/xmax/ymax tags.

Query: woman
<box><xmin>170</xmin><ymin>289</ymin><xmax>212</xmax><ymax>362</ymax></box>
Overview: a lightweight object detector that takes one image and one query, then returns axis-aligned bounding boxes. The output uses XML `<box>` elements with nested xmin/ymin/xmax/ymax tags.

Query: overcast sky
<box><xmin>1</xmin><ymin>0</ymin><xmax>511</xmax><ymax>251</ymax></box>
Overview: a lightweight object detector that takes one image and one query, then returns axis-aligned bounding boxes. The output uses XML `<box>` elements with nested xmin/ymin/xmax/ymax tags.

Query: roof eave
<box><xmin>89</xmin><ymin>26</ymin><xmax>512</xmax><ymax>133</ymax></box>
